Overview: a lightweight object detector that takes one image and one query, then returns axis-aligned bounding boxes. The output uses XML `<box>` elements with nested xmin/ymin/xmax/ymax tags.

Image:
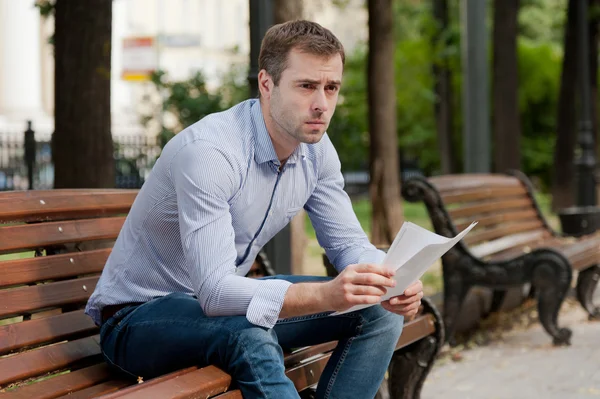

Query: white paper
<box><xmin>331</xmin><ymin>221</ymin><xmax>477</xmax><ymax>315</ymax></box>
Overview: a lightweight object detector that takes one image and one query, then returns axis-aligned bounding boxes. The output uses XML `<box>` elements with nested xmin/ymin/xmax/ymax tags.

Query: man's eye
<box><xmin>301</xmin><ymin>84</ymin><xmax>314</xmax><ymax>89</ymax></box>
<box><xmin>327</xmin><ymin>86</ymin><xmax>339</xmax><ymax>92</ymax></box>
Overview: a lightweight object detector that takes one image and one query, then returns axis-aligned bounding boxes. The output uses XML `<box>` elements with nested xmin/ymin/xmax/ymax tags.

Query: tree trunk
<box><xmin>53</xmin><ymin>0</ymin><xmax>114</xmax><ymax>188</ymax></box>
<box><xmin>368</xmin><ymin>0</ymin><xmax>403</xmax><ymax>246</ymax></box>
<box><xmin>274</xmin><ymin>0</ymin><xmax>303</xmax><ymax>24</ymax></box>
<box><xmin>590</xmin><ymin>0</ymin><xmax>599</xmax><ymax>157</ymax></box>
<box><xmin>492</xmin><ymin>0</ymin><xmax>521</xmax><ymax>173</ymax></box>
<box><xmin>432</xmin><ymin>0</ymin><xmax>458</xmax><ymax>174</ymax></box>
<box><xmin>552</xmin><ymin>0</ymin><xmax>578</xmax><ymax>211</ymax></box>
<box><xmin>274</xmin><ymin>0</ymin><xmax>306</xmax><ymax>273</ymax></box>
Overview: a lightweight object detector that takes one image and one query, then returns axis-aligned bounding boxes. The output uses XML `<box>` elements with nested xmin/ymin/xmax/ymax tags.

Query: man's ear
<box><xmin>258</xmin><ymin>70</ymin><xmax>273</xmax><ymax>99</ymax></box>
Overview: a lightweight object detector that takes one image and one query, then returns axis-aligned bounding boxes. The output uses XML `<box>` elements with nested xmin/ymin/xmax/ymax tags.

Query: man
<box><xmin>87</xmin><ymin>20</ymin><xmax>423</xmax><ymax>399</ymax></box>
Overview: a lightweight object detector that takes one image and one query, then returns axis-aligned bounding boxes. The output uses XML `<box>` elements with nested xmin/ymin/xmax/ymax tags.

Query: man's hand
<box><xmin>323</xmin><ymin>263</ymin><xmax>397</xmax><ymax>312</ymax></box>
<box><xmin>381</xmin><ymin>280</ymin><xmax>424</xmax><ymax>317</ymax></box>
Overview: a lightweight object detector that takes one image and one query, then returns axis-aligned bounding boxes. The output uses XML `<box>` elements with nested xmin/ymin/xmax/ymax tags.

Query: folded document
<box><xmin>332</xmin><ymin>221</ymin><xmax>478</xmax><ymax>315</ymax></box>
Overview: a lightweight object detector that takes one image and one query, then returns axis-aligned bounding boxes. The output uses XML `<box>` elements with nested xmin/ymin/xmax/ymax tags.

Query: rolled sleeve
<box><xmin>246</xmin><ymin>279</ymin><xmax>293</xmax><ymax>328</ymax></box>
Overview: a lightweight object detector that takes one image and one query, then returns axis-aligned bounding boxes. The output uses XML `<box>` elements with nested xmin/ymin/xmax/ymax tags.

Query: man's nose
<box><xmin>312</xmin><ymin>90</ymin><xmax>328</xmax><ymax>113</ymax></box>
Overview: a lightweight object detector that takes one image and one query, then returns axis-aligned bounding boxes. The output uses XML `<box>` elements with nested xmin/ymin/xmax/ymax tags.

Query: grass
<box><xmin>0</xmin><ymin>252</ymin><xmax>34</xmax><ymax>261</ymax></box>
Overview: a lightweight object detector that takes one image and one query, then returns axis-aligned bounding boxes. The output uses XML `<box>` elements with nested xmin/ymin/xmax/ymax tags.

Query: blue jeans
<box><xmin>100</xmin><ymin>275</ymin><xmax>404</xmax><ymax>399</ymax></box>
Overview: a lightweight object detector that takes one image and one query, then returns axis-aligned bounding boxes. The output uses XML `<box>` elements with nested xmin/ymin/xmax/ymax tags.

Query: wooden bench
<box><xmin>0</xmin><ymin>189</ymin><xmax>443</xmax><ymax>399</ymax></box>
<box><xmin>402</xmin><ymin>171</ymin><xmax>600</xmax><ymax>346</ymax></box>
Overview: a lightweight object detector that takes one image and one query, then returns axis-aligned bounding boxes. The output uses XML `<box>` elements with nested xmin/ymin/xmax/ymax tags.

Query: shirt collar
<box><xmin>251</xmin><ymin>100</ymin><xmax>306</xmax><ymax>166</ymax></box>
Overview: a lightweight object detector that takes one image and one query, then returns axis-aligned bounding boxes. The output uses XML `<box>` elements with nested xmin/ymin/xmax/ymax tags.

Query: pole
<box><xmin>24</xmin><ymin>120</ymin><xmax>35</xmax><ymax>190</ymax></box>
<box><xmin>461</xmin><ymin>0</ymin><xmax>490</xmax><ymax>173</ymax></box>
<box><xmin>576</xmin><ymin>0</ymin><xmax>597</xmax><ymax>206</ymax></box>
<box><xmin>248</xmin><ymin>0</ymin><xmax>292</xmax><ymax>275</ymax></box>
<box><xmin>248</xmin><ymin>0</ymin><xmax>273</xmax><ymax>97</ymax></box>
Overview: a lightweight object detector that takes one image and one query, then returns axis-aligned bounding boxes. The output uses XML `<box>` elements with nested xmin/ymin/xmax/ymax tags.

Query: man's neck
<box><xmin>261</xmin><ymin>103</ymin><xmax>298</xmax><ymax>164</ymax></box>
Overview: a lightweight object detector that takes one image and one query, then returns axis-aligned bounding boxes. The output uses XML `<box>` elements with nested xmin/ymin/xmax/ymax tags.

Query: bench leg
<box><xmin>442</xmin><ymin>272</ymin><xmax>469</xmax><ymax>346</ymax></box>
<box><xmin>576</xmin><ymin>265</ymin><xmax>600</xmax><ymax>320</ymax></box>
<box><xmin>384</xmin><ymin>298</ymin><xmax>444</xmax><ymax>399</ymax></box>
<box><xmin>531</xmin><ymin>253</ymin><xmax>573</xmax><ymax>345</ymax></box>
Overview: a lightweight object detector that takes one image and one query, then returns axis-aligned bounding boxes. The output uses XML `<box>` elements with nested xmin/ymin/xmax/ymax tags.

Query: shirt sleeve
<box><xmin>304</xmin><ymin>135</ymin><xmax>386</xmax><ymax>272</ymax></box>
<box><xmin>170</xmin><ymin>140</ymin><xmax>291</xmax><ymax>329</ymax></box>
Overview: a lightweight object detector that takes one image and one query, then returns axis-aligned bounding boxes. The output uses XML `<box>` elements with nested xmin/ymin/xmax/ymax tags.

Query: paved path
<box><xmin>422</xmin><ymin>298</ymin><xmax>600</xmax><ymax>399</ymax></box>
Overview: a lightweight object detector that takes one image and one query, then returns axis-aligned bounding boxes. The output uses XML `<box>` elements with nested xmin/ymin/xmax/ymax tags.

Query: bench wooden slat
<box><xmin>0</xmin><ymin>217</ymin><xmax>125</xmax><ymax>254</ymax></box>
<box><xmin>0</xmin><ymin>189</ymin><xmax>136</xmax><ymax>200</ymax></box>
<box><xmin>441</xmin><ymin>186</ymin><xmax>527</xmax><ymax>204</ymax></box>
<box><xmin>0</xmin><ymin>310</ymin><xmax>97</xmax><ymax>356</ymax></box>
<box><xmin>570</xmin><ymin>251</ymin><xmax>600</xmax><ymax>271</ymax></box>
<box><xmin>283</xmin><ymin>342</ymin><xmax>337</xmax><ymax>368</ymax></box>
<box><xmin>286</xmin><ymin>354</ymin><xmax>328</xmax><ymax>392</ymax></box>
<box><xmin>463</xmin><ymin>220</ymin><xmax>545</xmax><ymax>246</ymax></box>
<box><xmin>88</xmin><ymin>367</ymin><xmax>201</xmax><ymax>399</ymax></box>
<box><xmin>0</xmin><ymin>276</ymin><xmax>98</xmax><ymax>318</ymax></box>
<box><xmin>0</xmin><ymin>192</ymin><xmax>137</xmax><ymax>223</ymax></box>
<box><xmin>0</xmin><ymin>249</ymin><xmax>110</xmax><ymax>287</ymax></box>
<box><xmin>0</xmin><ymin>363</ymin><xmax>112</xmax><ymax>399</ymax></box>
<box><xmin>395</xmin><ymin>313</ymin><xmax>436</xmax><ymax>349</ymax></box>
<box><xmin>0</xmin><ymin>335</ymin><xmax>101</xmax><ymax>387</ymax></box>
<box><xmin>447</xmin><ymin>197</ymin><xmax>533</xmax><ymax>220</ymax></box>
<box><xmin>486</xmin><ymin>237</ymin><xmax>564</xmax><ymax>262</ymax></box>
<box><xmin>455</xmin><ymin>209</ymin><xmax>538</xmax><ymax>231</ymax></box>
<box><xmin>558</xmin><ymin>235</ymin><xmax>600</xmax><ymax>258</ymax></box>
<box><xmin>99</xmin><ymin>366</ymin><xmax>232</xmax><ymax>399</ymax></box>
<box><xmin>430</xmin><ymin>174</ymin><xmax>522</xmax><ymax>193</ymax></box>
<box><xmin>470</xmin><ymin>230</ymin><xmax>550</xmax><ymax>258</ymax></box>
<box><xmin>213</xmin><ymin>390</ymin><xmax>243</xmax><ymax>398</ymax></box>
<box><xmin>55</xmin><ymin>379</ymin><xmax>132</xmax><ymax>399</ymax></box>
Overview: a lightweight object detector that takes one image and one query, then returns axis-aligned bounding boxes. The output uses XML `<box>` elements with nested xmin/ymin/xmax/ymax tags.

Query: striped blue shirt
<box><xmin>86</xmin><ymin>99</ymin><xmax>385</xmax><ymax>329</ymax></box>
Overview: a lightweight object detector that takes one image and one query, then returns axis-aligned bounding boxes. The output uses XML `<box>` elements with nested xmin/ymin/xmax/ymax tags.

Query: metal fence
<box><xmin>0</xmin><ymin>126</ymin><xmax>161</xmax><ymax>191</ymax></box>
<box><xmin>0</xmin><ymin>123</ymin><xmax>422</xmax><ymax>193</ymax></box>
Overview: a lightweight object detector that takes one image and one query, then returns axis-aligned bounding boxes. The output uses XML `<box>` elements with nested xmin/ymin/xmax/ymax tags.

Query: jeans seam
<box><xmin>323</xmin><ymin>312</ymin><xmax>365</xmax><ymax>398</ymax></box>
<box><xmin>324</xmin><ymin>335</ymin><xmax>356</xmax><ymax>398</ymax></box>
<box><xmin>101</xmin><ymin>345</ymin><xmax>140</xmax><ymax>379</ymax></box>
<box><xmin>232</xmin><ymin>330</ymin><xmax>272</xmax><ymax>398</ymax></box>
<box><xmin>277</xmin><ymin>311</ymin><xmax>334</xmax><ymax>324</ymax></box>
<box><xmin>277</xmin><ymin>310</ymin><xmax>362</xmax><ymax>325</ymax></box>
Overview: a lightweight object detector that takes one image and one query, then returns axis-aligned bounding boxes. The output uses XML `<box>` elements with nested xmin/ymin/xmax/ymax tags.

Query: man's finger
<box><xmin>389</xmin><ymin>291</ymin><xmax>423</xmax><ymax>305</ymax></box>
<box><xmin>403</xmin><ymin>280</ymin><xmax>423</xmax><ymax>296</ymax></box>
<box><xmin>352</xmin><ymin>272</ymin><xmax>396</xmax><ymax>288</ymax></box>
<box><xmin>349</xmin><ymin>284</ymin><xmax>387</xmax><ymax>297</ymax></box>
<box><xmin>352</xmin><ymin>263</ymin><xmax>395</xmax><ymax>277</ymax></box>
<box><xmin>382</xmin><ymin>299</ymin><xmax>422</xmax><ymax>315</ymax></box>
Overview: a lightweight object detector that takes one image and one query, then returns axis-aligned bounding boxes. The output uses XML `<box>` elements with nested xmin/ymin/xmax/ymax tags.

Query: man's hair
<box><xmin>259</xmin><ymin>20</ymin><xmax>345</xmax><ymax>86</ymax></box>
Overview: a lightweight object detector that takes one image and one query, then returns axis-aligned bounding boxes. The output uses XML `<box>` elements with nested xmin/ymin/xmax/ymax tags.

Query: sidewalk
<box><xmin>421</xmin><ymin>297</ymin><xmax>600</xmax><ymax>399</ymax></box>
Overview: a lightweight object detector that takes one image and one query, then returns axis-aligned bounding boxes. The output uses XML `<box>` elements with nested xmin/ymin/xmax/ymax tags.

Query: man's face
<box><xmin>266</xmin><ymin>49</ymin><xmax>343</xmax><ymax>145</ymax></box>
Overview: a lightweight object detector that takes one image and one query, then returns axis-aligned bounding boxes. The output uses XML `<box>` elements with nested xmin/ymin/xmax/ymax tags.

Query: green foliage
<box><xmin>141</xmin><ymin>68</ymin><xmax>249</xmax><ymax>148</ymax></box>
<box><xmin>517</xmin><ymin>39</ymin><xmax>561</xmax><ymax>189</ymax></box>
<box><xmin>519</xmin><ymin>0</ymin><xmax>566</xmax><ymax>44</ymax></box>
<box><xmin>35</xmin><ymin>0</ymin><xmax>56</xmax><ymax>45</ymax></box>
<box><xmin>139</xmin><ymin>0</ymin><xmax>567</xmax><ymax>192</ymax></box>
<box><xmin>34</xmin><ymin>0</ymin><xmax>55</xmax><ymax>18</ymax></box>
<box><xmin>329</xmin><ymin>0</ymin><xmax>564</xmax><ymax>189</ymax></box>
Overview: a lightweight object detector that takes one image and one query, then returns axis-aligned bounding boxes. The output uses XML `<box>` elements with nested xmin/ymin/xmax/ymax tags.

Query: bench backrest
<box><xmin>403</xmin><ymin>173</ymin><xmax>554</xmax><ymax>260</ymax></box>
<box><xmin>0</xmin><ymin>189</ymin><xmax>138</xmax><ymax>391</ymax></box>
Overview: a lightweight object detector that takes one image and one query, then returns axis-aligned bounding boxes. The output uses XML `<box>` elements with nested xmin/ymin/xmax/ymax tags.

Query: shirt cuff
<box><xmin>246</xmin><ymin>279</ymin><xmax>292</xmax><ymax>328</ymax></box>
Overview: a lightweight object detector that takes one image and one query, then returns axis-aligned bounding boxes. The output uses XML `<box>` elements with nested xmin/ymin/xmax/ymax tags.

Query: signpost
<box><xmin>121</xmin><ymin>37</ymin><xmax>158</xmax><ymax>81</ymax></box>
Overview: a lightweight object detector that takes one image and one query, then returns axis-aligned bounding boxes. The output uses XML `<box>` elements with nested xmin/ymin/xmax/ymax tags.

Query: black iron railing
<box><xmin>0</xmin><ymin>121</ymin><xmax>161</xmax><ymax>191</ymax></box>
